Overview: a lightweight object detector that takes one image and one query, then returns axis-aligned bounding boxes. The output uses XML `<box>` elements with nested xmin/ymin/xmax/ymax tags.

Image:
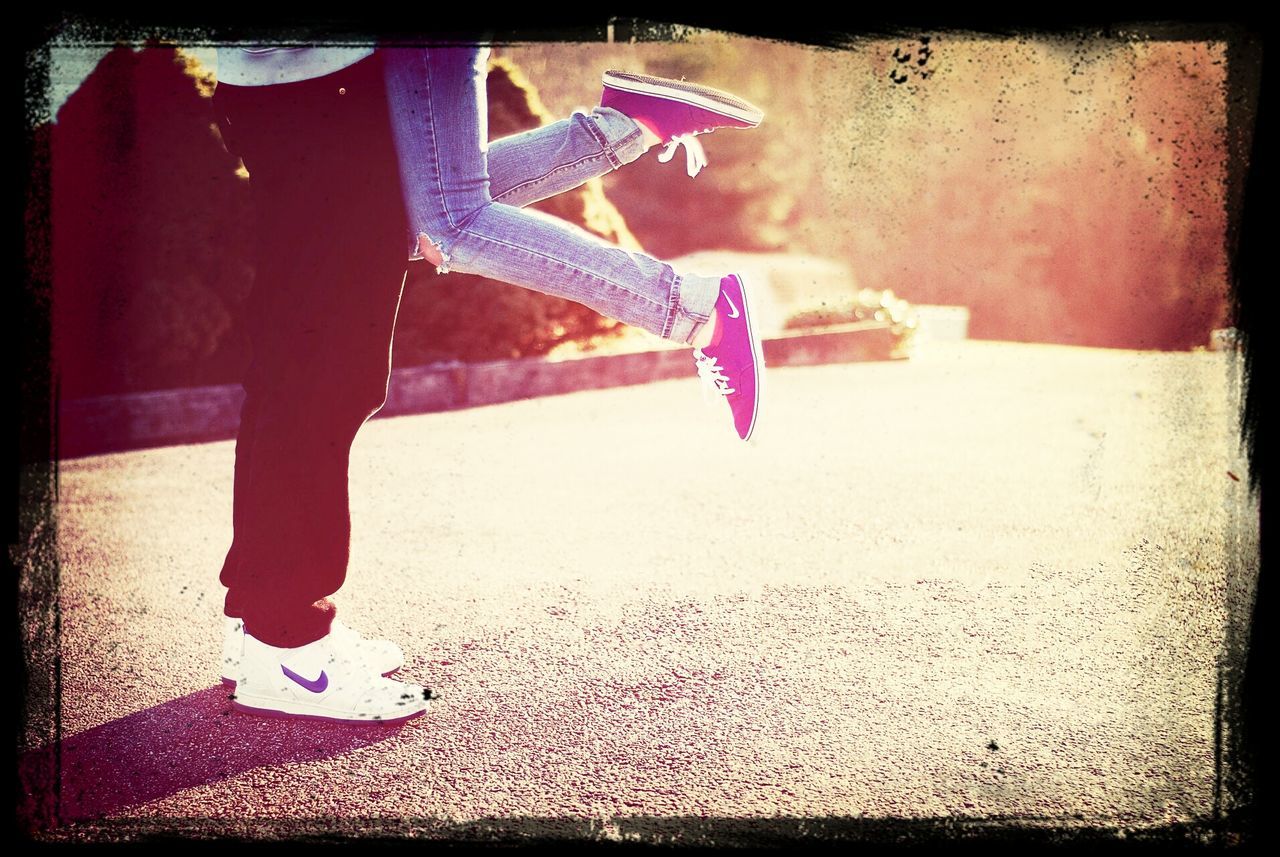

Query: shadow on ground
<box><xmin>19</xmin><ymin>686</ymin><xmax>404</xmax><ymax>833</ymax></box>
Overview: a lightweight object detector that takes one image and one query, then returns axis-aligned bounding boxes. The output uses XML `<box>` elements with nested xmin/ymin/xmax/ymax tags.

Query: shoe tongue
<box><xmin>707</xmin><ymin>316</ymin><xmax>727</xmax><ymax>350</ymax></box>
<box><xmin>285</xmin><ymin>634</ymin><xmax>334</xmax><ymax>666</ymax></box>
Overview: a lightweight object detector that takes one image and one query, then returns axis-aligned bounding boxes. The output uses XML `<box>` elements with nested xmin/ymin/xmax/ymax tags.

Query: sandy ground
<box><xmin>29</xmin><ymin>340</ymin><xmax>1257</xmax><ymax>841</ymax></box>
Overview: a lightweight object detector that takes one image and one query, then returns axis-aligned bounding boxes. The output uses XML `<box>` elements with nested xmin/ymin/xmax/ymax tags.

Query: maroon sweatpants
<box><xmin>211</xmin><ymin>52</ymin><xmax>410</xmax><ymax>647</ymax></box>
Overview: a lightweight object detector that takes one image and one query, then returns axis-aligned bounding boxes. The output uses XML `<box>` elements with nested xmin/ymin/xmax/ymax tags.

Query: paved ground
<box><xmin>28</xmin><ymin>340</ymin><xmax>1257</xmax><ymax>842</ymax></box>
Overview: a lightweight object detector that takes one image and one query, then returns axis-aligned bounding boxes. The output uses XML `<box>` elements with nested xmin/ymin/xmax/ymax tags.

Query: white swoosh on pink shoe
<box><xmin>722</xmin><ymin>291</ymin><xmax>741</xmax><ymax>318</ymax></box>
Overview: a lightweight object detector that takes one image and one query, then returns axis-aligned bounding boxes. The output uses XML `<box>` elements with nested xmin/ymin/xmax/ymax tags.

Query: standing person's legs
<box><xmin>213</xmin><ymin>54</ymin><xmax>409</xmax><ymax>649</ymax></box>
<box><xmin>383</xmin><ymin>46</ymin><xmax>721</xmax><ymax>345</ymax></box>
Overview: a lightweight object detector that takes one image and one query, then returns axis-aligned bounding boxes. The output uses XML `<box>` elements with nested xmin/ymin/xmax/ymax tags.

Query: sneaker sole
<box><xmin>231</xmin><ymin>695</ymin><xmax>429</xmax><ymax>725</ymax></box>
<box><xmin>732</xmin><ymin>272</ymin><xmax>765</xmax><ymax>442</ymax></box>
<box><xmin>602</xmin><ymin>71</ymin><xmax>764</xmax><ymax>127</ymax></box>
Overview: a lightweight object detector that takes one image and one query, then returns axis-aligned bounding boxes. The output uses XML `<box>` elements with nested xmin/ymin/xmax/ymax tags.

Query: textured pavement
<box><xmin>30</xmin><ymin>340</ymin><xmax>1257</xmax><ymax>842</ymax></box>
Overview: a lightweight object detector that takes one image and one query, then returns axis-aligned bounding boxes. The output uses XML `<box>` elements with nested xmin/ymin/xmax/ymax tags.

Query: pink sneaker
<box><xmin>600</xmin><ymin>70</ymin><xmax>764</xmax><ymax>177</ymax></box>
<box><xmin>694</xmin><ymin>274</ymin><xmax>764</xmax><ymax>442</ymax></box>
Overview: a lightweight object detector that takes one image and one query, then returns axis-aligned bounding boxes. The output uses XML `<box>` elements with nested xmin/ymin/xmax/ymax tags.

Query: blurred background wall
<box><xmin>505</xmin><ymin>33</ymin><xmax>1230</xmax><ymax>348</ymax></box>
<box><xmin>42</xmin><ymin>30</ymin><xmax>1231</xmax><ymax>399</ymax></box>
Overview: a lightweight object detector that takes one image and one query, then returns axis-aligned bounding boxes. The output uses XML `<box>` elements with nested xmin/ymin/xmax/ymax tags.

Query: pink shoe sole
<box><xmin>601</xmin><ymin>71</ymin><xmax>764</xmax><ymax>131</ymax></box>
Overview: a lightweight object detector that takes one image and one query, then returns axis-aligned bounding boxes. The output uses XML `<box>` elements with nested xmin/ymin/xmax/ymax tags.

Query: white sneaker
<box><xmin>221</xmin><ymin>617</ymin><xmax>403</xmax><ymax>686</ymax></box>
<box><xmin>231</xmin><ymin>631</ymin><xmax>429</xmax><ymax>724</ymax></box>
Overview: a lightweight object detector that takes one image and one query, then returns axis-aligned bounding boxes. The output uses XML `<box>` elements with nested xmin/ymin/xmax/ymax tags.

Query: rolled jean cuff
<box><xmin>667</xmin><ymin>272</ymin><xmax>721</xmax><ymax>345</ymax></box>
<box><xmin>582</xmin><ymin>106</ymin><xmax>647</xmax><ymax>168</ymax></box>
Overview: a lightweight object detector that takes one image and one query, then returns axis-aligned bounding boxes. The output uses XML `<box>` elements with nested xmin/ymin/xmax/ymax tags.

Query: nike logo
<box><xmin>281</xmin><ymin>665</ymin><xmax>329</xmax><ymax>693</ymax></box>
<box><xmin>722</xmin><ymin>291</ymin><xmax>741</xmax><ymax>319</ymax></box>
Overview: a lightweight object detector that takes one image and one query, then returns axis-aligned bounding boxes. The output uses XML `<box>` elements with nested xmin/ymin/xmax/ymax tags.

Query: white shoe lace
<box><xmin>658</xmin><ymin>133</ymin><xmax>709</xmax><ymax>177</ymax></box>
<box><xmin>694</xmin><ymin>347</ymin><xmax>734</xmax><ymax>402</ymax></box>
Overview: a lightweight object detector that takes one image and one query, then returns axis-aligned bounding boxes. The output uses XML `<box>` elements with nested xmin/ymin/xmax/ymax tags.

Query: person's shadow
<box><xmin>19</xmin><ymin>685</ymin><xmax>405</xmax><ymax>833</ymax></box>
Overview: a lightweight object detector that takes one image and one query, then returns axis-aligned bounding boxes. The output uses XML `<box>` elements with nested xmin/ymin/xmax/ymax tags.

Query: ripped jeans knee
<box><xmin>413</xmin><ymin>232</ymin><xmax>451</xmax><ymax>273</ymax></box>
<box><xmin>411</xmin><ymin>202</ymin><xmax>487</xmax><ymax>274</ymax></box>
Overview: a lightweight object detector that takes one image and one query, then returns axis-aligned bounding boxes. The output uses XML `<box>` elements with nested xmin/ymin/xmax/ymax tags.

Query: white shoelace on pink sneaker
<box><xmin>659</xmin><ymin>133</ymin><xmax>709</xmax><ymax>177</ymax></box>
<box><xmin>694</xmin><ymin>348</ymin><xmax>735</xmax><ymax>402</ymax></box>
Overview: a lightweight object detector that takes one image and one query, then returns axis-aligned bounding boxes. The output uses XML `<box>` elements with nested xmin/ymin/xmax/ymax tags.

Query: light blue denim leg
<box><xmin>487</xmin><ymin>107</ymin><xmax>648</xmax><ymax>208</ymax></box>
<box><xmin>382</xmin><ymin>46</ymin><xmax>718</xmax><ymax>344</ymax></box>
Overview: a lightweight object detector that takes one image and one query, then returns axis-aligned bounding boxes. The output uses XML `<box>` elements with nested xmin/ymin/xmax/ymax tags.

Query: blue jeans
<box><xmin>382</xmin><ymin>46</ymin><xmax>719</xmax><ymax>344</ymax></box>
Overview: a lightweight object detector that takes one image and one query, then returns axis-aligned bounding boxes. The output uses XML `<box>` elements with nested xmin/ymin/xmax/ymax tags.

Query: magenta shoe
<box><xmin>601</xmin><ymin>70</ymin><xmax>764</xmax><ymax>176</ymax></box>
<box><xmin>694</xmin><ymin>274</ymin><xmax>764</xmax><ymax>442</ymax></box>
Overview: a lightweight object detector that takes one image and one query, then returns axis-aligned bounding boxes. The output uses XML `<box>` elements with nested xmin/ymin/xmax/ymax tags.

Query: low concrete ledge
<box><xmin>379</xmin><ymin>362</ymin><xmax>467</xmax><ymax>418</ymax></box>
<box><xmin>913</xmin><ymin>305</ymin><xmax>971</xmax><ymax>343</ymax></box>
<box><xmin>60</xmin><ymin>385</ymin><xmax>247</xmax><ymax>459</ymax></box>
<box><xmin>57</xmin><ymin>322</ymin><xmax>907</xmax><ymax>459</ymax></box>
<box><xmin>766</xmin><ymin>322</ymin><xmax>901</xmax><ymax>365</ymax></box>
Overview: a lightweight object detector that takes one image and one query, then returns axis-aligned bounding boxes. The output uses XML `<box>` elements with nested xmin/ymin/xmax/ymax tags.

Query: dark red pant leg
<box><xmin>212</xmin><ymin>53</ymin><xmax>409</xmax><ymax>648</ymax></box>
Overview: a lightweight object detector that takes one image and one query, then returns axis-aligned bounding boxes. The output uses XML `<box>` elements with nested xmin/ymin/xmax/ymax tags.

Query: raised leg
<box><xmin>486</xmin><ymin>107</ymin><xmax>650</xmax><ymax>209</ymax></box>
<box><xmin>382</xmin><ymin>45</ymin><xmax>720</xmax><ymax>345</ymax></box>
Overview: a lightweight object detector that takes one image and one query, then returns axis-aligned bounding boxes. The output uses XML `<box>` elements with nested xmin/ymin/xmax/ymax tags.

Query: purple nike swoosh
<box><xmin>281</xmin><ymin>664</ymin><xmax>329</xmax><ymax>693</ymax></box>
